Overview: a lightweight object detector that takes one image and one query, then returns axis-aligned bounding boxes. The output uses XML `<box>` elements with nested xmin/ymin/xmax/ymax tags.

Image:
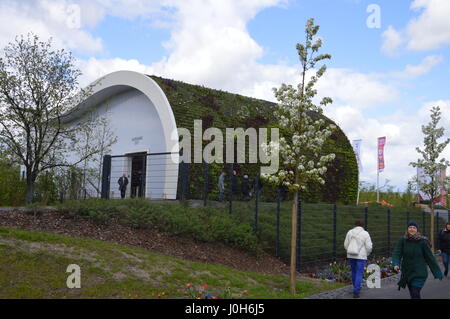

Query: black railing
<box><xmin>99</xmin><ymin>153</ymin><xmax>448</xmax><ymax>273</ymax></box>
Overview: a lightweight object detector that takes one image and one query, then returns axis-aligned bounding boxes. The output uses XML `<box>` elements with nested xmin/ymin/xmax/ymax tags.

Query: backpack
<box><xmin>347</xmin><ymin>229</ymin><xmax>363</xmax><ymax>255</ymax></box>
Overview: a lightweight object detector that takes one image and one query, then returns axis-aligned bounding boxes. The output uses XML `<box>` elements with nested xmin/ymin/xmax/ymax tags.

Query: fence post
<box><xmin>228</xmin><ymin>163</ymin><xmax>233</xmax><ymax>214</ymax></box>
<box><xmin>101</xmin><ymin>155</ymin><xmax>111</xmax><ymax>199</ymax></box>
<box><xmin>254</xmin><ymin>175</ymin><xmax>260</xmax><ymax>234</ymax></box>
<box><xmin>179</xmin><ymin>162</ymin><xmax>190</xmax><ymax>201</ymax></box>
<box><xmin>203</xmin><ymin>162</ymin><xmax>209</xmax><ymax>207</ymax></box>
<box><xmin>333</xmin><ymin>204</ymin><xmax>337</xmax><ymax>262</ymax></box>
<box><xmin>436</xmin><ymin>212</ymin><xmax>440</xmax><ymax>249</ymax></box>
<box><xmin>387</xmin><ymin>208</ymin><xmax>391</xmax><ymax>256</ymax></box>
<box><xmin>364</xmin><ymin>206</ymin><xmax>368</xmax><ymax>231</ymax></box>
<box><xmin>296</xmin><ymin>199</ymin><xmax>302</xmax><ymax>273</ymax></box>
<box><xmin>422</xmin><ymin>210</ymin><xmax>426</xmax><ymax>237</ymax></box>
<box><xmin>276</xmin><ymin>186</ymin><xmax>281</xmax><ymax>258</ymax></box>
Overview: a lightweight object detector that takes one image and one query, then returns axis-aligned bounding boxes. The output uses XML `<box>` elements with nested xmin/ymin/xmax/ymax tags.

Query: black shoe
<box><xmin>353</xmin><ymin>293</ymin><xmax>360</xmax><ymax>298</ymax></box>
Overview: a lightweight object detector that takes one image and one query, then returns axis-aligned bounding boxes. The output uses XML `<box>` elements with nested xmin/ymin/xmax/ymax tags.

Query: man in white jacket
<box><xmin>344</xmin><ymin>220</ymin><xmax>373</xmax><ymax>298</ymax></box>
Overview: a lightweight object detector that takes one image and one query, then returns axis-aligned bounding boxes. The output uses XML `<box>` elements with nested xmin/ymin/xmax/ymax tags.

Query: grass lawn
<box><xmin>0</xmin><ymin>226</ymin><xmax>345</xmax><ymax>299</ymax></box>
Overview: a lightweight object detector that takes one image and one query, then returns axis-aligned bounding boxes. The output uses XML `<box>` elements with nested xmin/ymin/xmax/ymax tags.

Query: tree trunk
<box><xmin>290</xmin><ymin>190</ymin><xmax>299</xmax><ymax>295</ymax></box>
<box><xmin>25</xmin><ymin>178</ymin><xmax>34</xmax><ymax>205</ymax></box>
<box><xmin>430</xmin><ymin>202</ymin><xmax>435</xmax><ymax>251</ymax></box>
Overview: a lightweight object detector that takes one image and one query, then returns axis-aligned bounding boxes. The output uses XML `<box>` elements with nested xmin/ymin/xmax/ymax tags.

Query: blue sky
<box><xmin>1</xmin><ymin>0</ymin><xmax>450</xmax><ymax>191</ymax></box>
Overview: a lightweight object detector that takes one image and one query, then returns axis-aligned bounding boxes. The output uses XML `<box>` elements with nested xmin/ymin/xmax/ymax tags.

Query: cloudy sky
<box><xmin>1</xmin><ymin>0</ymin><xmax>450</xmax><ymax>191</ymax></box>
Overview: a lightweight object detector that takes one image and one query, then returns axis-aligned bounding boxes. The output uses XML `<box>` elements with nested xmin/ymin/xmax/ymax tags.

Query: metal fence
<box><xmin>100</xmin><ymin>156</ymin><xmax>449</xmax><ymax>273</ymax></box>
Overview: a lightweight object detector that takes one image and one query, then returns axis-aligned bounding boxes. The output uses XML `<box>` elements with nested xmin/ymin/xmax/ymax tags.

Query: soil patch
<box><xmin>0</xmin><ymin>209</ymin><xmax>290</xmax><ymax>275</ymax></box>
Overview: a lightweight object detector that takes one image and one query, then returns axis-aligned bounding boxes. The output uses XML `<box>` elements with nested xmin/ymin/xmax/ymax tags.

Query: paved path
<box><xmin>308</xmin><ymin>264</ymin><xmax>450</xmax><ymax>299</ymax></box>
<box><xmin>338</xmin><ymin>267</ymin><xmax>450</xmax><ymax>299</ymax></box>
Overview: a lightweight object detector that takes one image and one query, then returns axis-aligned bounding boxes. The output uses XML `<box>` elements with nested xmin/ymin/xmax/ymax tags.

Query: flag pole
<box><xmin>376</xmin><ymin>168</ymin><xmax>379</xmax><ymax>203</ymax></box>
<box><xmin>356</xmin><ymin>177</ymin><xmax>360</xmax><ymax>205</ymax></box>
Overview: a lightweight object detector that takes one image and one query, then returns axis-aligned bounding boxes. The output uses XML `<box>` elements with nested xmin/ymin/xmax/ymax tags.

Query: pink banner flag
<box><xmin>377</xmin><ymin>137</ymin><xmax>386</xmax><ymax>172</ymax></box>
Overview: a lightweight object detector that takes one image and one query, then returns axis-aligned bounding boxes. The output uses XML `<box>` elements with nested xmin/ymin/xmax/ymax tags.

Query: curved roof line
<box><xmin>64</xmin><ymin>70</ymin><xmax>179</xmax><ymax>155</ymax></box>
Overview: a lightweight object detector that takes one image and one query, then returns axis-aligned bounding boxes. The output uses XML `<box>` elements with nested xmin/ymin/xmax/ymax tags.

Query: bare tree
<box><xmin>0</xmin><ymin>34</ymin><xmax>113</xmax><ymax>204</ymax></box>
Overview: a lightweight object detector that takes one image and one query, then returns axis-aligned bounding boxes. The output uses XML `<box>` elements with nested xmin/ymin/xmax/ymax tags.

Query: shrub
<box><xmin>59</xmin><ymin>199</ymin><xmax>261</xmax><ymax>254</ymax></box>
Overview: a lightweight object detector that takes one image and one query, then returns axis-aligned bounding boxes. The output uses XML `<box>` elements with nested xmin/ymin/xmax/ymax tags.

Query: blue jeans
<box><xmin>349</xmin><ymin>258</ymin><xmax>366</xmax><ymax>294</ymax></box>
<box><xmin>442</xmin><ymin>252</ymin><xmax>450</xmax><ymax>273</ymax></box>
<box><xmin>218</xmin><ymin>190</ymin><xmax>224</xmax><ymax>201</ymax></box>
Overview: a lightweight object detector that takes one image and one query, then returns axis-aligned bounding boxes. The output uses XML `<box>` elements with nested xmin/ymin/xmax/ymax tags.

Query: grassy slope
<box><xmin>0</xmin><ymin>227</ymin><xmax>344</xmax><ymax>299</ymax></box>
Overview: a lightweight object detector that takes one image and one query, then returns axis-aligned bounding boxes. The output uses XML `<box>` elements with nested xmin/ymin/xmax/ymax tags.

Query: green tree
<box><xmin>410</xmin><ymin>106</ymin><xmax>450</xmax><ymax>251</ymax></box>
<box><xmin>261</xmin><ymin>18</ymin><xmax>336</xmax><ymax>295</ymax></box>
<box><xmin>0</xmin><ymin>152</ymin><xmax>26</xmax><ymax>206</ymax></box>
<box><xmin>0</xmin><ymin>34</ymin><xmax>115</xmax><ymax>204</ymax></box>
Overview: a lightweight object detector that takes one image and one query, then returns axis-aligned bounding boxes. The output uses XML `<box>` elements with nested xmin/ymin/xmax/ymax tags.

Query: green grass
<box><xmin>0</xmin><ymin>227</ymin><xmax>345</xmax><ymax>299</ymax></box>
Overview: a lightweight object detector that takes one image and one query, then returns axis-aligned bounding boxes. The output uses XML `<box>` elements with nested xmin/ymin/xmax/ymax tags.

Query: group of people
<box><xmin>344</xmin><ymin>219</ymin><xmax>450</xmax><ymax>299</ymax></box>
<box><xmin>218</xmin><ymin>170</ymin><xmax>259</xmax><ymax>202</ymax></box>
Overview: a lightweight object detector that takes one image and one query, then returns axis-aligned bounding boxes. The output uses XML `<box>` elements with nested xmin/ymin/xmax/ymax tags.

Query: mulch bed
<box><xmin>0</xmin><ymin>208</ymin><xmax>290</xmax><ymax>275</ymax></box>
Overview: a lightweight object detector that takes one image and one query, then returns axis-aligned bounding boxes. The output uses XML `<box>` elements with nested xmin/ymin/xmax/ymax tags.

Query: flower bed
<box><xmin>309</xmin><ymin>257</ymin><xmax>396</xmax><ymax>283</ymax></box>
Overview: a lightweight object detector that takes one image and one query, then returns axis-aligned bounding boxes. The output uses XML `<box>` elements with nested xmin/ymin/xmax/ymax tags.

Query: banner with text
<box><xmin>377</xmin><ymin>137</ymin><xmax>386</xmax><ymax>172</ymax></box>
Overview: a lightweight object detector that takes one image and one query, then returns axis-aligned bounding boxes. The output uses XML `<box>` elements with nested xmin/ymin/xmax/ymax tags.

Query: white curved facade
<box><xmin>63</xmin><ymin>71</ymin><xmax>179</xmax><ymax>200</ymax></box>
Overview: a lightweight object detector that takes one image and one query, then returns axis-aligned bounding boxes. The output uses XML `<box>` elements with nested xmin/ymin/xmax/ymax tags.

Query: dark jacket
<box><xmin>231</xmin><ymin>175</ymin><xmax>239</xmax><ymax>194</ymax></box>
<box><xmin>392</xmin><ymin>236</ymin><xmax>443</xmax><ymax>290</ymax></box>
<box><xmin>241</xmin><ymin>178</ymin><xmax>250</xmax><ymax>195</ymax></box>
<box><xmin>118</xmin><ymin>176</ymin><xmax>129</xmax><ymax>191</ymax></box>
<box><xmin>438</xmin><ymin>228</ymin><xmax>450</xmax><ymax>254</ymax></box>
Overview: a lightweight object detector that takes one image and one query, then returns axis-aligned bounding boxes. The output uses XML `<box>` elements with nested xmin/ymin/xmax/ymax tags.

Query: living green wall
<box><xmin>149</xmin><ymin>75</ymin><xmax>358</xmax><ymax>204</ymax></box>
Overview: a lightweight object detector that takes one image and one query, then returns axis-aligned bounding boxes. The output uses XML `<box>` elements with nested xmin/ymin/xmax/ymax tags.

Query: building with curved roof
<box><xmin>63</xmin><ymin>70</ymin><xmax>358</xmax><ymax>203</ymax></box>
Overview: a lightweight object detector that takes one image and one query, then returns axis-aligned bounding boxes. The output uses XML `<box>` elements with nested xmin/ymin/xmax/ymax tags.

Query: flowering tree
<box><xmin>410</xmin><ymin>106</ymin><xmax>450</xmax><ymax>251</ymax></box>
<box><xmin>0</xmin><ymin>34</ymin><xmax>115</xmax><ymax>204</ymax></box>
<box><xmin>261</xmin><ymin>18</ymin><xmax>336</xmax><ymax>295</ymax></box>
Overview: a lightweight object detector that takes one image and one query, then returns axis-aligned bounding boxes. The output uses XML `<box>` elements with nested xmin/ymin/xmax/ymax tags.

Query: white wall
<box><xmin>68</xmin><ymin>88</ymin><xmax>178</xmax><ymax>200</ymax></box>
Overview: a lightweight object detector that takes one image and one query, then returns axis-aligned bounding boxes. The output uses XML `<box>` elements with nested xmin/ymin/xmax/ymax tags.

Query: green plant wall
<box><xmin>150</xmin><ymin>75</ymin><xmax>358</xmax><ymax>204</ymax></box>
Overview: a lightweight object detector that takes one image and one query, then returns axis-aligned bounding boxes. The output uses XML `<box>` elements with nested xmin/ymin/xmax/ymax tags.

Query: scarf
<box><xmin>404</xmin><ymin>231</ymin><xmax>425</xmax><ymax>242</ymax></box>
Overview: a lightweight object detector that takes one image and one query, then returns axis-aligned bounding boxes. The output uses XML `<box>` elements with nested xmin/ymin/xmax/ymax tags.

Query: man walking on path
<box><xmin>118</xmin><ymin>173</ymin><xmax>129</xmax><ymax>199</ymax></box>
<box><xmin>392</xmin><ymin>221</ymin><xmax>443</xmax><ymax>299</ymax></box>
<box><xmin>344</xmin><ymin>220</ymin><xmax>373</xmax><ymax>298</ymax></box>
<box><xmin>437</xmin><ymin>221</ymin><xmax>450</xmax><ymax>277</ymax></box>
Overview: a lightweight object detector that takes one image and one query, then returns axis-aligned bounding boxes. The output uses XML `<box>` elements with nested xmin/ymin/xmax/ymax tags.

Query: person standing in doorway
<box><xmin>437</xmin><ymin>221</ymin><xmax>450</xmax><ymax>277</ymax></box>
<box><xmin>218</xmin><ymin>170</ymin><xmax>226</xmax><ymax>202</ymax></box>
<box><xmin>241</xmin><ymin>175</ymin><xmax>250</xmax><ymax>201</ymax></box>
<box><xmin>344</xmin><ymin>220</ymin><xmax>373</xmax><ymax>298</ymax></box>
<box><xmin>118</xmin><ymin>173</ymin><xmax>129</xmax><ymax>199</ymax></box>
<box><xmin>392</xmin><ymin>221</ymin><xmax>443</xmax><ymax>299</ymax></box>
<box><xmin>231</xmin><ymin>170</ymin><xmax>240</xmax><ymax>200</ymax></box>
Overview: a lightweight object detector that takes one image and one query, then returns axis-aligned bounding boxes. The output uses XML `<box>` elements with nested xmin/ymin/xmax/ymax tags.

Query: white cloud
<box><xmin>315</xmin><ymin>68</ymin><xmax>399</xmax><ymax>109</ymax></box>
<box><xmin>381</xmin><ymin>0</ymin><xmax>450</xmax><ymax>53</ymax></box>
<box><xmin>0</xmin><ymin>0</ymin><xmax>103</xmax><ymax>54</ymax></box>
<box><xmin>77</xmin><ymin>57</ymin><xmax>156</xmax><ymax>87</ymax></box>
<box><xmin>391</xmin><ymin>55</ymin><xmax>444</xmax><ymax>78</ymax></box>
<box><xmin>381</xmin><ymin>25</ymin><xmax>405</xmax><ymax>56</ymax></box>
<box><xmin>407</xmin><ymin>0</ymin><xmax>450</xmax><ymax>51</ymax></box>
<box><xmin>324</xmin><ymin>100</ymin><xmax>450</xmax><ymax>190</ymax></box>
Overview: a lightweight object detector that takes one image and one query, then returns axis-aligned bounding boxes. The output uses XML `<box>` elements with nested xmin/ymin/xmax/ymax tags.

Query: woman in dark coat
<box><xmin>392</xmin><ymin>221</ymin><xmax>443</xmax><ymax>299</ymax></box>
<box><xmin>437</xmin><ymin>221</ymin><xmax>450</xmax><ymax>277</ymax></box>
